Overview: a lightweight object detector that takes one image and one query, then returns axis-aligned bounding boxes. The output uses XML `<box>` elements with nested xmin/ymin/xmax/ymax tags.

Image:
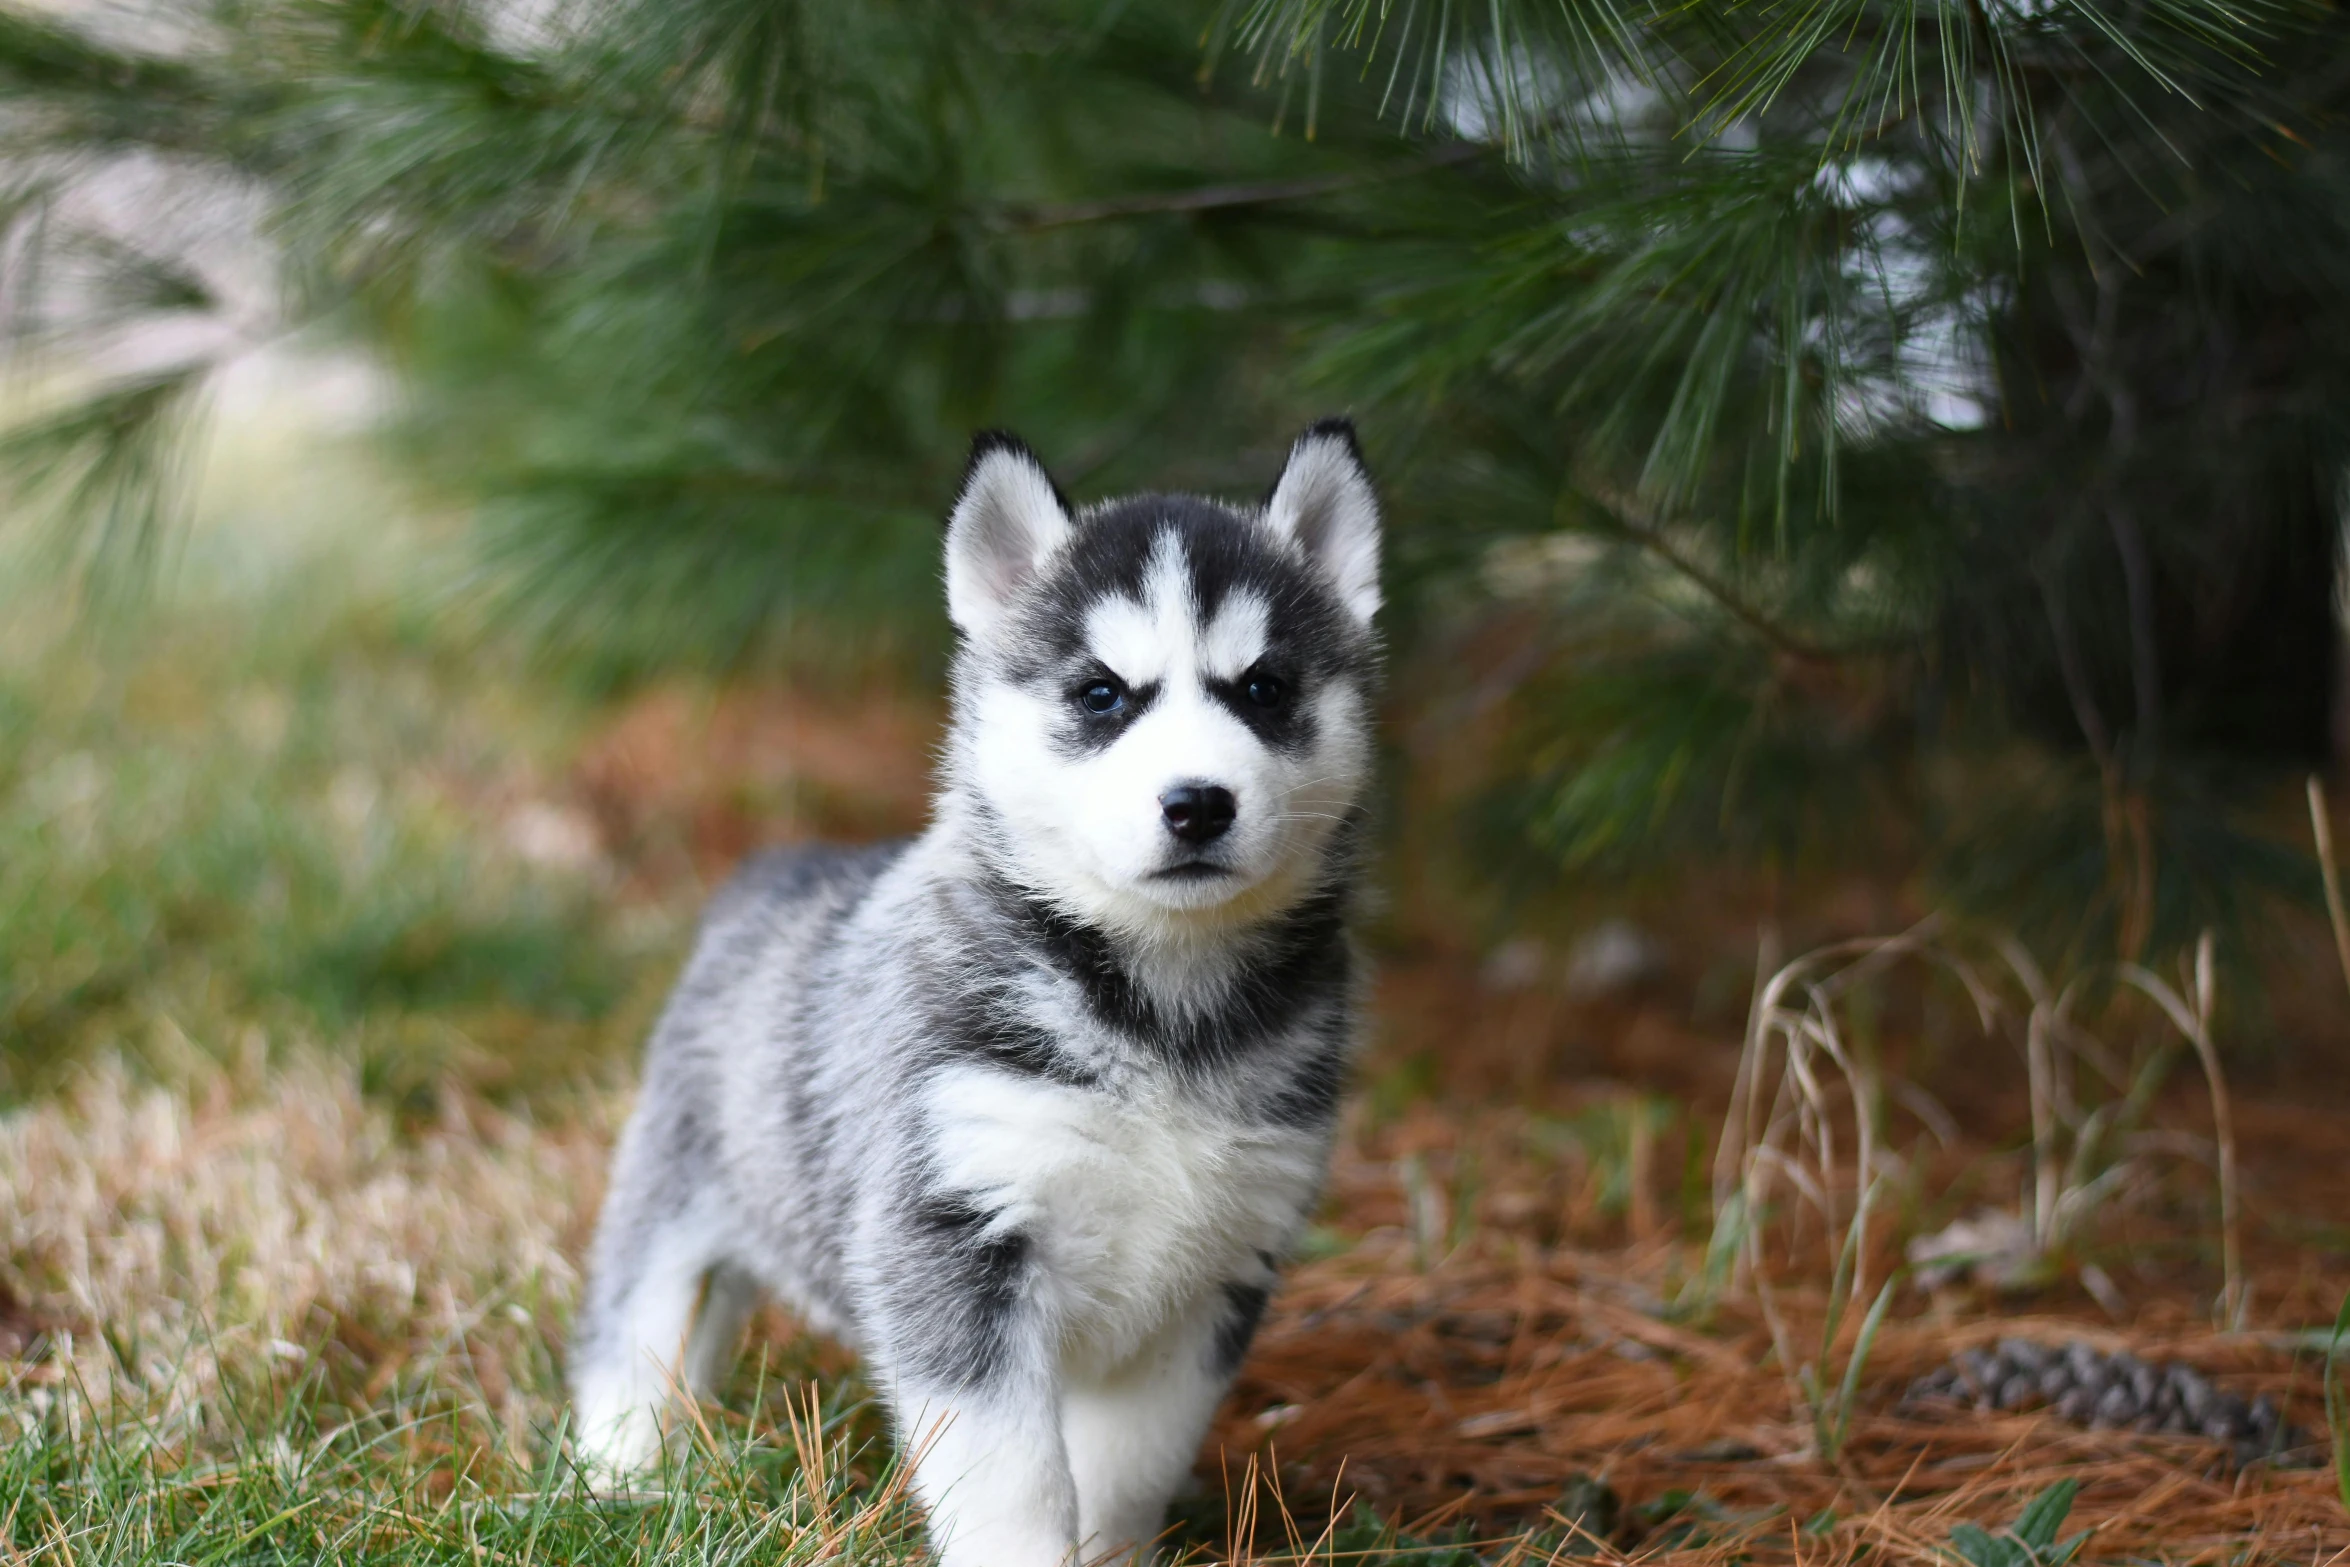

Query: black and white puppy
<box><xmin>570</xmin><ymin>422</ymin><xmax>1382</xmax><ymax>1567</ymax></box>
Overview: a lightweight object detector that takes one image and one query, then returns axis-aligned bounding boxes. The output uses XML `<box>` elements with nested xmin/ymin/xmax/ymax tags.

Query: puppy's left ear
<box><xmin>1264</xmin><ymin>418</ymin><xmax>1380</xmax><ymax>625</ymax></box>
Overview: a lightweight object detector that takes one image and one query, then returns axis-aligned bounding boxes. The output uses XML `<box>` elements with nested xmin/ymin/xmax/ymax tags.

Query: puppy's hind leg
<box><xmin>682</xmin><ymin>1261</ymin><xmax>761</xmax><ymax>1398</ymax></box>
<box><xmin>569</xmin><ymin>1101</ymin><xmax>736</xmax><ymax>1483</ymax></box>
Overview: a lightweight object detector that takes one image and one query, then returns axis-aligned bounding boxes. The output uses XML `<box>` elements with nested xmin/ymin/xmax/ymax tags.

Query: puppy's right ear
<box><xmin>945</xmin><ymin>432</ymin><xmax>1074</xmax><ymax>640</ymax></box>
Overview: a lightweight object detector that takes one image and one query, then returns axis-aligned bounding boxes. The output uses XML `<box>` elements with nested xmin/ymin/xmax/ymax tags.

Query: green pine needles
<box><xmin>4</xmin><ymin>0</ymin><xmax>2346</xmax><ymax>954</ymax></box>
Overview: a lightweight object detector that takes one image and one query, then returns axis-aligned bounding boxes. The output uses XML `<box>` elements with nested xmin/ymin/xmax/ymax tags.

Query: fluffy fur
<box><xmin>570</xmin><ymin>421</ymin><xmax>1384</xmax><ymax>1567</ymax></box>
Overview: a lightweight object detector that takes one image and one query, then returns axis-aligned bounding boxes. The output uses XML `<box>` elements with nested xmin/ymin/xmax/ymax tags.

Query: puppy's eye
<box><xmin>1079</xmin><ymin>679</ymin><xmax>1125</xmax><ymax>715</ymax></box>
<box><xmin>1244</xmin><ymin>674</ymin><xmax>1288</xmax><ymax>709</ymax></box>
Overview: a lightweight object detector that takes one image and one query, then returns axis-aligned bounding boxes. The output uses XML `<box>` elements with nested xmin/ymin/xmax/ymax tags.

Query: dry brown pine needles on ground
<box><xmin>1204</xmin><ymin>918</ymin><xmax>2349</xmax><ymax>1558</ymax></box>
<box><xmin>1214</xmin><ymin>1216</ymin><xmax>2350</xmax><ymax>1562</ymax></box>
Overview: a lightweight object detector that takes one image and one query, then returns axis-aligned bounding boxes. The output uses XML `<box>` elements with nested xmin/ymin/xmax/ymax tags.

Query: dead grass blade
<box><xmin>2310</xmin><ymin>775</ymin><xmax>2350</xmax><ymax>1009</ymax></box>
<box><xmin>2119</xmin><ymin>934</ymin><xmax>2243</xmax><ymax>1329</ymax></box>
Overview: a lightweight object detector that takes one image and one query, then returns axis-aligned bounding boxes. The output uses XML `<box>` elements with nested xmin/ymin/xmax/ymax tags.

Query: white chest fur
<box><xmin>922</xmin><ymin>1065</ymin><xmax>1321</xmax><ymax>1369</ymax></box>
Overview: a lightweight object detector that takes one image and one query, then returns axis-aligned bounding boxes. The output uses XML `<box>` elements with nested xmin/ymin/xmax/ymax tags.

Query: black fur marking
<box><xmin>891</xmin><ymin>1193</ymin><xmax>1034</xmax><ymax>1390</ymax></box>
<box><xmin>940</xmin><ymin>996</ymin><xmax>1104</xmax><ymax>1087</ymax></box>
<box><xmin>1053</xmin><ymin>677</ymin><xmax>1162</xmax><ymax>760</ymax></box>
<box><xmin>994</xmin><ymin>493</ymin><xmax>1374</xmax><ymax>770</ymax></box>
<box><xmin>1203</xmin><ymin>671</ymin><xmax>1315</xmax><ymax>755</ymax></box>
<box><xmin>1032</xmin><ymin>889</ymin><xmax>1343</xmax><ymax>1071</ymax></box>
<box><xmin>1003</xmin><ymin>498</ymin><xmax>1376</xmax><ymax>692</ymax></box>
<box><xmin>915</xmin><ymin>879</ymin><xmax>1105</xmax><ymax>1087</ymax></box>
<box><xmin>974</xmin><ymin>842</ymin><xmax>1357</xmax><ymax>1107</ymax></box>
<box><xmin>1214</xmin><ymin>1281</ymin><xmax>1272</xmax><ymax>1374</ymax></box>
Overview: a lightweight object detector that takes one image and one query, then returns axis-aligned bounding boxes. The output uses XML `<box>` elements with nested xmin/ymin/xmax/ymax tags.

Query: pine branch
<box><xmin>1005</xmin><ymin>139</ymin><xmax>1489</xmax><ymax>229</ymax></box>
<box><xmin>1576</xmin><ymin>480</ymin><xmax>1888</xmax><ymax>666</ymax></box>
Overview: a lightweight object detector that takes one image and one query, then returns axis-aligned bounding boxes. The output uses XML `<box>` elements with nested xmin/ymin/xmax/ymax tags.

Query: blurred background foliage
<box><xmin>0</xmin><ymin>399</ymin><xmax>672</xmax><ymax>1103</ymax></box>
<box><xmin>5</xmin><ymin>0</ymin><xmax>2350</xmax><ymax>1005</ymax></box>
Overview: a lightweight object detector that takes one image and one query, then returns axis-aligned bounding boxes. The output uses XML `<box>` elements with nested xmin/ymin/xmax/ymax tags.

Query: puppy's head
<box><xmin>943</xmin><ymin>422</ymin><xmax>1381</xmax><ymax>937</ymax></box>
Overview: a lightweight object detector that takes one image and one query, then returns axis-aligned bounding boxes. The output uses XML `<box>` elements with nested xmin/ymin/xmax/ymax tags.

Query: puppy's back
<box><xmin>598</xmin><ymin>840</ymin><xmax>912</xmax><ymax>1326</ymax></box>
<box><xmin>656</xmin><ymin>840</ymin><xmax>910</xmax><ymax>1038</ymax></box>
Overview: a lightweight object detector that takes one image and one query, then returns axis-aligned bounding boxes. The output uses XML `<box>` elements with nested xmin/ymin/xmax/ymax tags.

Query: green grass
<box><xmin>1943</xmin><ymin>1480</ymin><xmax>2088</xmax><ymax>1567</ymax></box>
<box><xmin>1</xmin><ymin>1368</ymin><xmax>924</xmax><ymax>1566</ymax></box>
<box><xmin>0</xmin><ymin>388</ymin><xmax>687</xmax><ymax>1107</ymax></box>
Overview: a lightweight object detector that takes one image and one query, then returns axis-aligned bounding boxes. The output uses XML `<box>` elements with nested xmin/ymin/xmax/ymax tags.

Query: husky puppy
<box><xmin>570</xmin><ymin>421</ymin><xmax>1383</xmax><ymax>1567</ymax></box>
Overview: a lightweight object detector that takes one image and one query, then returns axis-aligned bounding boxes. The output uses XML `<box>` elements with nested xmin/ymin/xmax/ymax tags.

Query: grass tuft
<box><xmin>1</xmin><ymin>1362</ymin><xmax>924</xmax><ymax>1567</ymax></box>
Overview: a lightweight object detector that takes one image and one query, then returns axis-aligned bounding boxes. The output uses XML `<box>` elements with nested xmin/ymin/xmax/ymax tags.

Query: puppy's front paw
<box><xmin>569</xmin><ymin>1387</ymin><xmax>671</xmax><ymax>1494</ymax></box>
<box><xmin>928</xmin><ymin>1517</ymin><xmax>1078</xmax><ymax>1567</ymax></box>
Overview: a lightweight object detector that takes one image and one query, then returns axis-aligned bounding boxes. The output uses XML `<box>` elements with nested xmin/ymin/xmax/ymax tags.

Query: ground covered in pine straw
<box><xmin>5</xmin><ymin>1040</ymin><xmax>2348</xmax><ymax>1565</ymax></box>
<box><xmin>1209</xmin><ymin>1093</ymin><xmax>2350</xmax><ymax>1564</ymax></box>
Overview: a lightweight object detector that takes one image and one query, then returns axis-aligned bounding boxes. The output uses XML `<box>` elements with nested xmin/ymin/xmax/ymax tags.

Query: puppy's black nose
<box><xmin>1160</xmin><ymin>785</ymin><xmax>1236</xmax><ymax>844</ymax></box>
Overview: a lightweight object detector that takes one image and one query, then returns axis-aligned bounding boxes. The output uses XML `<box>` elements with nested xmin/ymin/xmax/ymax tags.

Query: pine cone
<box><xmin>1900</xmin><ymin>1339</ymin><xmax>2314</xmax><ymax>1466</ymax></box>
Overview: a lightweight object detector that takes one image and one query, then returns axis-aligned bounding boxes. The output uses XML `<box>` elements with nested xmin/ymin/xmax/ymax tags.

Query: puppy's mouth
<box><xmin>1149</xmin><ymin>860</ymin><xmax>1234</xmax><ymax>882</ymax></box>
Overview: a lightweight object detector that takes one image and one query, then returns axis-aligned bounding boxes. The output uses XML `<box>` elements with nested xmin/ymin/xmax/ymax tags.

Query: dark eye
<box><xmin>1245</xmin><ymin>674</ymin><xmax>1288</xmax><ymax>708</ymax></box>
<box><xmin>1079</xmin><ymin>679</ymin><xmax>1125</xmax><ymax>714</ymax></box>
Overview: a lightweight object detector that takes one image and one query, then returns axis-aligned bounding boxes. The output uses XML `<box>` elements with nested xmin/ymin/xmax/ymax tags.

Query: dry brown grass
<box><xmin>1</xmin><ymin>1054</ymin><xmax>618</xmax><ymax>1461</ymax></box>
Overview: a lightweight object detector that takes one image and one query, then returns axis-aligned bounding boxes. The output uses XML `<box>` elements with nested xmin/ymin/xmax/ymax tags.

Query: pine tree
<box><xmin>2</xmin><ymin>0</ymin><xmax>2338</xmax><ymax>959</ymax></box>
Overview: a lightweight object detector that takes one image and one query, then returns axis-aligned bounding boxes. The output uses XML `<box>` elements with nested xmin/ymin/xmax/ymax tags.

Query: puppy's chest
<box><xmin>923</xmin><ymin>1065</ymin><xmax>1322</xmax><ymax>1348</ymax></box>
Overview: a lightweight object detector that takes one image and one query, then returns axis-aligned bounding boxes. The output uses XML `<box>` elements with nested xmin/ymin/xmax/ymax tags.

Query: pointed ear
<box><xmin>945</xmin><ymin>431</ymin><xmax>1075</xmax><ymax>639</ymax></box>
<box><xmin>1263</xmin><ymin>418</ymin><xmax>1381</xmax><ymax>625</ymax></box>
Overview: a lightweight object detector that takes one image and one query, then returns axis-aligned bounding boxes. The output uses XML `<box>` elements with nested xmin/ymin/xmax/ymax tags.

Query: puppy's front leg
<box><xmin>897</xmin><ymin>1381</ymin><xmax>1075</xmax><ymax>1567</ymax></box>
<box><xmin>870</xmin><ymin>1200</ymin><xmax>1074</xmax><ymax>1567</ymax></box>
<box><xmin>1064</xmin><ymin>1279</ymin><xmax>1270</xmax><ymax>1564</ymax></box>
